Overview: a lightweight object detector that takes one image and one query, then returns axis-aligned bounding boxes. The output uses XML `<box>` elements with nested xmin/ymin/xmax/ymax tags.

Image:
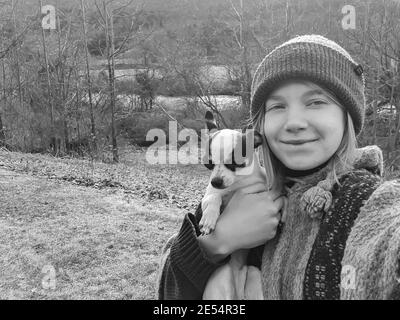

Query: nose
<box><xmin>211</xmin><ymin>177</ymin><xmax>224</xmax><ymax>189</ymax></box>
<box><xmin>283</xmin><ymin>106</ymin><xmax>308</xmax><ymax>133</ymax></box>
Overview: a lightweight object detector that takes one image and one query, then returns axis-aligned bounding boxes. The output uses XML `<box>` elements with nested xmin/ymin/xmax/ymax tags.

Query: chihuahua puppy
<box><xmin>200</xmin><ymin>111</ymin><xmax>266</xmax><ymax>235</ymax></box>
<box><xmin>200</xmin><ymin>111</ymin><xmax>283</xmax><ymax>300</ymax></box>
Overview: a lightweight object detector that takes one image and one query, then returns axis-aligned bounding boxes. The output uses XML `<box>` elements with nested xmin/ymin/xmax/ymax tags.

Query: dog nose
<box><xmin>211</xmin><ymin>177</ymin><xmax>224</xmax><ymax>189</ymax></box>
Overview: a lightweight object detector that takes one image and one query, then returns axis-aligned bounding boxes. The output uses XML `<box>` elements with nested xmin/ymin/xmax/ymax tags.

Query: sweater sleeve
<box><xmin>341</xmin><ymin>179</ymin><xmax>400</xmax><ymax>300</ymax></box>
<box><xmin>157</xmin><ymin>204</ymin><xmax>230</xmax><ymax>300</ymax></box>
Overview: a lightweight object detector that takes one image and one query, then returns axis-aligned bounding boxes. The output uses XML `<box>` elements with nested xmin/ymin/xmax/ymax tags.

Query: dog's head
<box><xmin>203</xmin><ymin>111</ymin><xmax>263</xmax><ymax>190</ymax></box>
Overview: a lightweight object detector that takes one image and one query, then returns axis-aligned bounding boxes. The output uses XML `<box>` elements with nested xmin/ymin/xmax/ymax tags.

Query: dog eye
<box><xmin>224</xmin><ymin>164</ymin><xmax>236</xmax><ymax>171</ymax></box>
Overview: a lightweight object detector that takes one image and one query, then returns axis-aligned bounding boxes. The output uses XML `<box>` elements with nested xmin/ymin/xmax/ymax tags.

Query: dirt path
<box><xmin>0</xmin><ymin>167</ymin><xmax>183</xmax><ymax>299</ymax></box>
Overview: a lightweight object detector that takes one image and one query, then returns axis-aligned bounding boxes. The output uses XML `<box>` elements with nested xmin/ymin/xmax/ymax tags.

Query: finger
<box><xmin>249</xmin><ymin>189</ymin><xmax>280</xmax><ymax>201</ymax></box>
<box><xmin>268</xmin><ymin>188</ymin><xmax>284</xmax><ymax>201</ymax></box>
<box><xmin>272</xmin><ymin>196</ymin><xmax>285</xmax><ymax>211</ymax></box>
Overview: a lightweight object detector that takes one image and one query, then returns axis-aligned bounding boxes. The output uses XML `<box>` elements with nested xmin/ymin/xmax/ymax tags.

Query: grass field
<box><xmin>1</xmin><ymin>145</ymin><xmax>398</xmax><ymax>300</ymax></box>
<box><xmin>0</xmin><ymin>148</ymin><xmax>208</xmax><ymax>299</ymax></box>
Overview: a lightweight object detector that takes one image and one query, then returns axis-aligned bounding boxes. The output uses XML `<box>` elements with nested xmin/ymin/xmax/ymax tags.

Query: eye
<box><xmin>265</xmin><ymin>104</ymin><xmax>285</xmax><ymax>112</ymax></box>
<box><xmin>307</xmin><ymin>99</ymin><xmax>327</xmax><ymax>107</ymax></box>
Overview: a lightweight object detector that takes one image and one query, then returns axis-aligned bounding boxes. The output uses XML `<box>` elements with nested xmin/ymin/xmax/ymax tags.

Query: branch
<box><xmin>232</xmin><ymin>26</ymin><xmax>242</xmax><ymax>49</ymax></box>
<box><xmin>228</xmin><ymin>0</ymin><xmax>241</xmax><ymax>21</ymax></box>
<box><xmin>61</xmin><ymin>7</ymin><xmax>75</xmax><ymax>55</ymax></box>
<box><xmin>0</xmin><ymin>20</ymin><xmax>34</xmax><ymax>59</ymax></box>
<box><xmin>110</xmin><ymin>16</ymin><xmax>136</xmax><ymax>58</ymax></box>
<box><xmin>155</xmin><ymin>102</ymin><xmax>187</xmax><ymax>130</ymax></box>
<box><xmin>112</xmin><ymin>0</ymin><xmax>136</xmax><ymax>16</ymax></box>
<box><xmin>94</xmin><ymin>0</ymin><xmax>107</xmax><ymax>27</ymax></box>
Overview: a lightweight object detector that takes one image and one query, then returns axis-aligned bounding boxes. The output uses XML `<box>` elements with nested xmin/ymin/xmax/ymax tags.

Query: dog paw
<box><xmin>199</xmin><ymin>212</ymin><xmax>219</xmax><ymax>235</ymax></box>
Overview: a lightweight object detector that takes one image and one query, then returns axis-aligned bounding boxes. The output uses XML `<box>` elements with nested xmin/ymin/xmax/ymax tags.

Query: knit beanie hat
<box><xmin>251</xmin><ymin>34</ymin><xmax>366</xmax><ymax>135</ymax></box>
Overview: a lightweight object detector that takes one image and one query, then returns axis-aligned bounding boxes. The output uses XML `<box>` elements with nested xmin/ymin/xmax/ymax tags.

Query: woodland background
<box><xmin>0</xmin><ymin>0</ymin><xmax>400</xmax><ymax>168</ymax></box>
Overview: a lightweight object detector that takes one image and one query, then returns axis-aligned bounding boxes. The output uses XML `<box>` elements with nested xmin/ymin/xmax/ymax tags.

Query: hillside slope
<box><xmin>0</xmin><ymin>166</ymin><xmax>185</xmax><ymax>299</ymax></box>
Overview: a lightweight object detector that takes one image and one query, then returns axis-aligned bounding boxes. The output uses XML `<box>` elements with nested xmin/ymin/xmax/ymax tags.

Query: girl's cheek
<box><xmin>263</xmin><ymin>121</ymin><xmax>276</xmax><ymax>141</ymax></box>
<box><xmin>314</xmin><ymin>106</ymin><xmax>345</xmax><ymax>125</ymax></box>
<box><xmin>264</xmin><ymin>114</ymin><xmax>282</xmax><ymax>134</ymax></box>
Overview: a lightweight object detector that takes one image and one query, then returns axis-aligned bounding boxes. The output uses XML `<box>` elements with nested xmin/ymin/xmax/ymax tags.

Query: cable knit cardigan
<box><xmin>157</xmin><ymin>146</ymin><xmax>400</xmax><ymax>300</ymax></box>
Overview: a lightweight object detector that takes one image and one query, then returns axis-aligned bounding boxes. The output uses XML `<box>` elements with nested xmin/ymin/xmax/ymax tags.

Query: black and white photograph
<box><xmin>0</xmin><ymin>0</ymin><xmax>400</xmax><ymax>304</ymax></box>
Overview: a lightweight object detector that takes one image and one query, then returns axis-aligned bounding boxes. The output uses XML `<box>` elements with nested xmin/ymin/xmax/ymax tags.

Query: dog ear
<box><xmin>202</xmin><ymin>133</ymin><xmax>215</xmax><ymax>170</ymax></box>
<box><xmin>201</xmin><ymin>148</ymin><xmax>215</xmax><ymax>170</ymax></box>
<box><xmin>205</xmin><ymin>111</ymin><xmax>218</xmax><ymax>131</ymax></box>
<box><xmin>254</xmin><ymin>131</ymin><xmax>263</xmax><ymax>148</ymax></box>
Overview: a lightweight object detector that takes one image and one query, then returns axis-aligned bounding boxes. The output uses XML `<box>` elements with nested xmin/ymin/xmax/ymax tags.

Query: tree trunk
<box><xmin>0</xmin><ymin>114</ymin><xmax>5</xmax><ymax>147</ymax></box>
<box><xmin>55</xmin><ymin>0</ymin><xmax>69</xmax><ymax>155</ymax></box>
<box><xmin>0</xmin><ymin>56</ymin><xmax>6</xmax><ymax>147</ymax></box>
<box><xmin>104</xmin><ymin>1</ymin><xmax>118</xmax><ymax>163</ymax></box>
<box><xmin>12</xmin><ymin>0</ymin><xmax>25</xmax><ymax>150</ymax></box>
<box><xmin>327</xmin><ymin>0</ymin><xmax>331</xmax><ymax>35</ymax></box>
<box><xmin>239</xmin><ymin>0</ymin><xmax>251</xmax><ymax>112</ymax></box>
<box><xmin>80</xmin><ymin>0</ymin><xmax>97</xmax><ymax>155</ymax></box>
<box><xmin>391</xmin><ymin>99</ymin><xmax>400</xmax><ymax>153</ymax></box>
<box><xmin>12</xmin><ymin>0</ymin><xmax>23</xmax><ymax>111</ymax></box>
<box><xmin>285</xmin><ymin>0</ymin><xmax>290</xmax><ymax>37</ymax></box>
<box><xmin>39</xmin><ymin>0</ymin><xmax>55</xmax><ymax>154</ymax></box>
<box><xmin>75</xmin><ymin>78</ymin><xmax>81</xmax><ymax>145</ymax></box>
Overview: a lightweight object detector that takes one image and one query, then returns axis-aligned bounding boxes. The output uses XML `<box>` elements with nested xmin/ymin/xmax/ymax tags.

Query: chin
<box><xmin>286</xmin><ymin>164</ymin><xmax>315</xmax><ymax>170</ymax></box>
<box><xmin>283</xmin><ymin>159</ymin><xmax>322</xmax><ymax>171</ymax></box>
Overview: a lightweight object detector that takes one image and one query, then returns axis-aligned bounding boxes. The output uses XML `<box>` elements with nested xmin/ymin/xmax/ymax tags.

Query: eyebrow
<box><xmin>267</xmin><ymin>89</ymin><xmax>326</xmax><ymax>102</ymax></box>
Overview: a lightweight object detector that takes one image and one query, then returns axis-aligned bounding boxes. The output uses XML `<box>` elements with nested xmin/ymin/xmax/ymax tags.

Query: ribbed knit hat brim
<box><xmin>250</xmin><ymin>35</ymin><xmax>366</xmax><ymax>135</ymax></box>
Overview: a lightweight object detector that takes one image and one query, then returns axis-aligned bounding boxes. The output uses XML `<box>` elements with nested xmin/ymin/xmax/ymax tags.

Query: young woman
<box><xmin>157</xmin><ymin>35</ymin><xmax>400</xmax><ymax>300</ymax></box>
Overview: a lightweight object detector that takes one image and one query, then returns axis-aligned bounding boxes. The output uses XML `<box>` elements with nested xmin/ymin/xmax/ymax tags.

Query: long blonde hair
<box><xmin>250</xmin><ymin>80</ymin><xmax>358</xmax><ymax>190</ymax></box>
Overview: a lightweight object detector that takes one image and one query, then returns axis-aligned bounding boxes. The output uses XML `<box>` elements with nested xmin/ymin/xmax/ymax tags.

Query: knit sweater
<box><xmin>262</xmin><ymin>168</ymin><xmax>381</xmax><ymax>299</ymax></box>
<box><xmin>341</xmin><ymin>179</ymin><xmax>400</xmax><ymax>299</ymax></box>
<box><xmin>157</xmin><ymin>146</ymin><xmax>400</xmax><ymax>300</ymax></box>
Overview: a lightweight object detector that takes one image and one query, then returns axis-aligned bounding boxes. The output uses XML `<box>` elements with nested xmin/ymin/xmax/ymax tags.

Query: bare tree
<box><xmin>228</xmin><ymin>0</ymin><xmax>252</xmax><ymax>112</ymax></box>
<box><xmin>93</xmin><ymin>0</ymin><xmax>141</xmax><ymax>162</ymax></box>
<box><xmin>101</xmin><ymin>0</ymin><xmax>119</xmax><ymax>162</ymax></box>
<box><xmin>12</xmin><ymin>0</ymin><xmax>24</xmax><ymax>127</ymax></box>
<box><xmin>0</xmin><ymin>52</ymin><xmax>6</xmax><ymax>147</ymax></box>
<box><xmin>343</xmin><ymin>0</ymin><xmax>400</xmax><ymax>167</ymax></box>
<box><xmin>80</xmin><ymin>0</ymin><xmax>98</xmax><ymax>155</ymax></box>
<box><xmin>39</xmin><ymin>0</ymin><xmax>56</xmax><ymax>153</ymax></box>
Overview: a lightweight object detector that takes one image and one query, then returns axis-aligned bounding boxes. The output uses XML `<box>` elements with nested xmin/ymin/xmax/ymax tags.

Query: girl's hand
<box><xmin>198</xmin><ymin>184</ymin><xmax>284</xmax><ymax>260</ymax></box>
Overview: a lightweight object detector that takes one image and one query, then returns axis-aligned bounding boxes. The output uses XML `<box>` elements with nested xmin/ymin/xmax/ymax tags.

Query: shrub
<box><xmin>117</xmin><ymin>112</ymin><xmax>170</xmax><ymax>146</ymax></box>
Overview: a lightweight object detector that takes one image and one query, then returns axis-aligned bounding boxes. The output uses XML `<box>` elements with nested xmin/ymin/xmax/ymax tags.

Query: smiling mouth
<box><xmin>281</xmin><ymin>139</ymin><xmax>318</xmax><ymax>145</ymax></box>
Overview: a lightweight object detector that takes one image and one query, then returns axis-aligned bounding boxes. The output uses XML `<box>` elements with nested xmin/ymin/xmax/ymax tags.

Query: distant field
<box><xmin>0</xmin><ymin>148</ymin><xmax>208</xmax><ymax>299</ymax></box>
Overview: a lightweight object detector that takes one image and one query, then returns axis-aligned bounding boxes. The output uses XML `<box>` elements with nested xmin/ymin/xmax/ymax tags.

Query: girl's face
<box><xmin>263</xmin><ymin>82</ymin><xmax>345</xmax><ymax>170</ymax></box>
